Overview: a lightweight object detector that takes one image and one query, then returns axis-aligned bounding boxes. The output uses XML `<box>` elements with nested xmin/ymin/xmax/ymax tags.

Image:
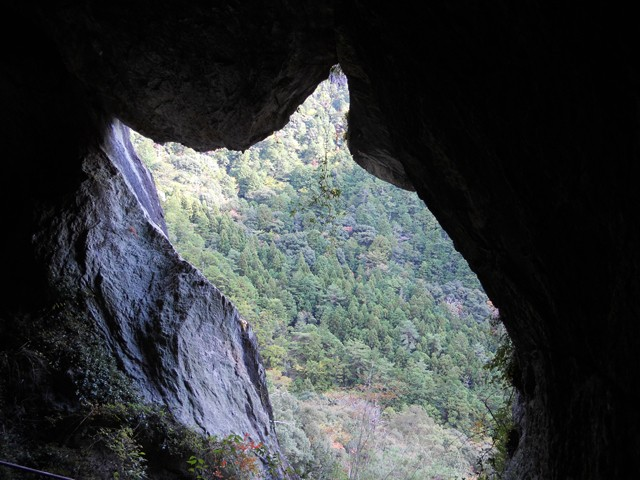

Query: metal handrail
<box><xmin>0</xmin><ymin>460</ymin><xmax>75</xmax><ymax>479</ymax></box>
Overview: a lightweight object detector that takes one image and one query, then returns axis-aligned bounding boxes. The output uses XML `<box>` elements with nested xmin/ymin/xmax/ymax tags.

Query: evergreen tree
<box><xmin>130</xmin><ymin>73</ymin><xmax>510</xmax><ymax>477</ymax></box>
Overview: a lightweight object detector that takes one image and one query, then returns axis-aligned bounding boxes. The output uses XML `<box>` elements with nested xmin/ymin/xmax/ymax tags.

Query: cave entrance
<box><xmin>130</xmin><ymin>69</ymin><xmax>511</xmax><ymax>479</ymax></box>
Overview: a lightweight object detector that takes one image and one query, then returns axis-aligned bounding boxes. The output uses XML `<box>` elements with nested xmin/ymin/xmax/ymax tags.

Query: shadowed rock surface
<box><xmin>2</xmin><ymin>1</ymin><xmax>639</xmax><ymax>479</ymax></box>
<box><xmin>39</xmin><ymin>1</ymin><xmax>336</xmax><ymax>152</ymax></box>
<box><xmin>36</xmin><ymin>120</ymin><xmax>275</xmax><ymax>444</ymax></box>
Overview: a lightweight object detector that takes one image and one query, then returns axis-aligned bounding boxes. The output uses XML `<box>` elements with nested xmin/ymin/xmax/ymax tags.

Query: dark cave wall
<box><xmin>1</xmin><ymin>7</ymin><xmax>109</xmax><ymax>313</ymax></box>
<box><xmin>2</xmin><ymin>6</ymin><xmax>290</xmax><ymax>477</ymax></box>
<box><xmin>337</xmin><ymin>2</ymin><xmax>640</xmax><ymax>478</ymax></box>
<box><xmin>2</xmin><ymin>1</ymin><xmax>640</xmax><ymax>479</ymax></box>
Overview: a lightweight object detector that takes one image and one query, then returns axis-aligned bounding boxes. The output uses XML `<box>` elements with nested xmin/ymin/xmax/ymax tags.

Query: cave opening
<box><xmin>2</xmin><ymin>3</ymin><xmax>639</xmax><ymax>479</ymax></box>
<box><xmin>129</xmin><ymin>69</ymin><xmax>513</xmax><ymax>479</ymax></box>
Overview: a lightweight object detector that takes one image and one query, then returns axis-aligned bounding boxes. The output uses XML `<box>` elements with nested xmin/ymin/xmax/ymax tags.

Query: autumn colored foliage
<box><xmin>187</xmin><ymin>432</ymin><xmax>274</xmax><ymax>480</ymax></box>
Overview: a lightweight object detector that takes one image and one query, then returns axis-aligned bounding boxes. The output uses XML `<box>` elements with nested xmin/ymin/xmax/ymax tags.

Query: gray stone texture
<box><xmin>2</xmin><ymin>1</ymin><xmax>639</xmax><ymax>478</ymax></box>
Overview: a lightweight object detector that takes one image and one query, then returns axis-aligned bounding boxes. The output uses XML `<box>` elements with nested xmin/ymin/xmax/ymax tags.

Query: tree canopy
<box><xmin>131</xmin><ymin>72</ymin><xmax>511</xmax><ymax>479</ymax></box>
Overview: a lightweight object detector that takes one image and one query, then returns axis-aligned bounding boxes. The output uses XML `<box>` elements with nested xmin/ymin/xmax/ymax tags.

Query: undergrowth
<box><xmin>476</xmin><ymin>316</ymin><xmax>518</xmax><ymax>479</ymax></box>
<box><xmin>0</xmin><ymin>286</ymin><xmax>280</xmax><ymax>479</ymax></box>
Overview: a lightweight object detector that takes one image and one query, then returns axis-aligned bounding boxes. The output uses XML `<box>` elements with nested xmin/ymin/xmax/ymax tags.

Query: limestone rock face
<box><xmin>37</xmin><ymin>120</ymin><xmax>275</xmax><ymax>444</ymax></box>
<box><xmin>3</xmin><ymin>1</ymin><xmax>640</xmax><ymax>479</ymax></box>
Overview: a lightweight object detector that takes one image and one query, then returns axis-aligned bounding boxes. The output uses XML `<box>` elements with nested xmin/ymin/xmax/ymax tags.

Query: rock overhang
<box><xmin>5</xmin><ymin>2</ymin><xmax>640</xmax><ymax>478</ymax></box>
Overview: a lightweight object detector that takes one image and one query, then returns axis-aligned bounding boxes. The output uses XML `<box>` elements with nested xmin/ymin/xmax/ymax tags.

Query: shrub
<box><xmin>187</xmin><ymin>433</ymin><xmax>275</xmax><ymax>480</ymax></box>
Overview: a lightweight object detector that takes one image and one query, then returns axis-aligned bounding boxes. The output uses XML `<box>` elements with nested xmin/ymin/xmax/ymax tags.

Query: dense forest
<box><xmin>131</xmin><ymin>71</ymin><xmax>512</xmax><ymax>479</ymax></box>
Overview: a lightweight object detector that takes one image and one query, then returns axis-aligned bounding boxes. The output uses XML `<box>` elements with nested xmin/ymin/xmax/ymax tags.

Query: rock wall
<box><xmin>36</xmin><ymin>120</ymin><xmax>276</xmax><ymax>444</ymax></box>
<box><xmin>2</xmin><ymin>1</ymin><xmax>640</xmax><ymax>479</ymax></box>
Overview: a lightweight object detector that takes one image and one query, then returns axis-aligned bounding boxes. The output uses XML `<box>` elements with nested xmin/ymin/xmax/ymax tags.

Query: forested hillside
<box><xmin>131</xmin><ymin>72</ymin><xmax>511</xmax><ymax>479</ymax></box>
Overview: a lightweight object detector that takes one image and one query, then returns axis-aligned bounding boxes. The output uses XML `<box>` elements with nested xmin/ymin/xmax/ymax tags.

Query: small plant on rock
<box><xmin>187</xmin><ymin>432</ymin><xmax>271</xmax><ymax>480</ymax></box>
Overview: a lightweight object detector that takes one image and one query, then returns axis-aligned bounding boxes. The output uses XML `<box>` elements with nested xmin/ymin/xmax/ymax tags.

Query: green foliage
<box><xmin>187</xmin><ymin>455</ymin><xmax>208</xmax><ymax>479</ymax></box>
<box><xmin>269</xmin><ymin>380</ymin><xmax>476</xmax><ymax>480</ymax></box>
<box><xmin>0</xmin><ymin>288</ymin><xmax>136</xmax><ymax>410</ymax></box>
<box><xmin>477</xmin><ymin>319</ymin><xmax>517</xmax><ymax>478</ymax></box>
<box><xmin>42</xmin><ymin>302</ymin><xmax>135</xmax><ymax>407</ymax></box>
<box><xmin>99</xmin><ymin>426</ymin><xmax>147</xmax><ymax>480</ymax></box>
<box><xmin>485</xmin><ymin>320</ymin><xmax>517</xmax><ymax>387</ymax></box>
<box><xmin>187</xmin><ymin>433</ymin><xmax>280</xmax><ymax>480</ymax></box>
<box><xmin>0</xmin><ymin>287</ymin><xmax>233</xmax><ymax>479</ymax></box>
<box><xmin>132</xmin><ymin>72</ymin><xmax>511</xmax><ymax>478</ymax></box>
<box><xmin>479</xmin><ymin>396</ymin><xmax>516</xmax><ymax>479</ymax></box>
<box><xmin>268</xmin><ymin>385</ymin><xmax>348</xmax><ymax>479</ymax></box>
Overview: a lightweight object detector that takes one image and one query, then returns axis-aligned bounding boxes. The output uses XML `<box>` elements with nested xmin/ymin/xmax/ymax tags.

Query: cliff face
<box><xmin>2</xmin><ymin>1</ymin><xmax>640</xmax><ymax>479</ymax></box>
<box><xmin>0</xmin><ymin>115</ymin><xmax>284</xmax><ymax>476</ymax></box>
<box><xmin>37</xmin><ymin>120</ymin><xmax>275</xmax><ymax>444</ymax></box>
